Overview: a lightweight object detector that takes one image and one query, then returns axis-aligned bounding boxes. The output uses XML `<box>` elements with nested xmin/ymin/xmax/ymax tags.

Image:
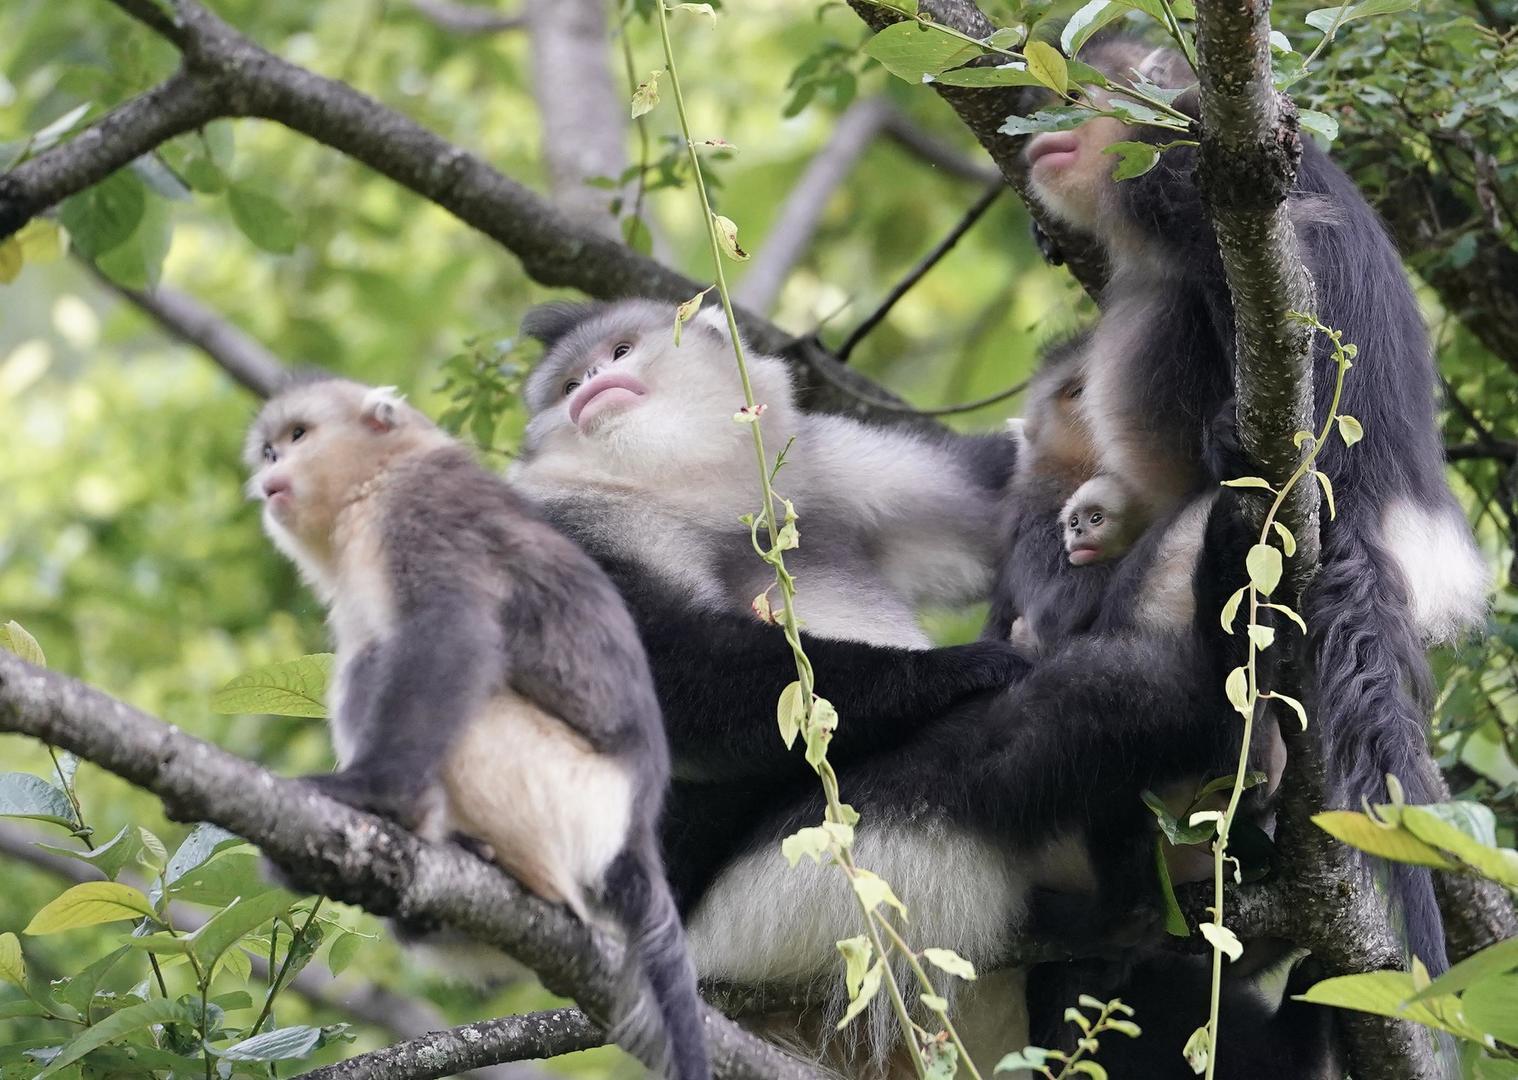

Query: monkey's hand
<box><xmin>298</xmin><ymin>770</ymin><xmax>430</xmax><ymax>833</ymax></box>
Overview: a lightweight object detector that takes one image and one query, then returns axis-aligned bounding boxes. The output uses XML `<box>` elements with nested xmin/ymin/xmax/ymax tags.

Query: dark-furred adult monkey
<box><xmin>1019</xmin><ymin>34</ymin><xmax>1488</xmax><ymax>973</ymax></box>
<box><xmin>244</xmin><ymin>377</ymin><xmax>709</xmax><ymax>1080</ymax></box>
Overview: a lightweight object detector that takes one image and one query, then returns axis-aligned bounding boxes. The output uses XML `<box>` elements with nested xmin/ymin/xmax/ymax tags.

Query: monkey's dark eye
<box><xmin>1068</xmin><ymin>514</ymin><xmax>1079</xmax><ymax>528</ymax></box>
<box><xmin>262</xmin><ymin>443</ymin><xmax>276</xmax><ymax>464</ymax></box>
<box><xmin>612</xmin><ymin>342</ymin><xmax>632</xmax><ymax>361</ymax></box>
<box><xmin>564</xmin><ymin>379</ymin><xmax>581</xmax><ymax>398</ymax></box>
<box><xmin>290</xmin><ymin>426</ymin><xmax>306</xmax><ymax>442</ymax></box>
<box><xmin>1090</xmin><ymin>511</ymin><xmax>1105</xmax><ymax>525</ymax></box>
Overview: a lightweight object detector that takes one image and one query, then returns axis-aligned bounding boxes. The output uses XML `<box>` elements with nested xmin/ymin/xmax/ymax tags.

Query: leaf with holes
<box><xmin>212</xmin><ymin>655</ymin><xmax>332</xmax><ymax>718</ymax></box>
<box><xmin>712</xmin><ymin>214</ymin><xmax>749</xmax><ymax>261</ymax></box>
<box><xmin>631</xmin><ymin>70</ymin><xmax>662</xmax><ymax>117</ymax></box>
<box><xmin>673</xmin><ymin>287</ymin><xmax>712</xmax><ymax>345</ymax></box>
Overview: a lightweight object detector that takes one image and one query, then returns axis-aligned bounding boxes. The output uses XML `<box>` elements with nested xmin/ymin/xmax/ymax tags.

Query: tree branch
<box><xmin>411</xmin><ymin>0</ymin><xmax>525</xmax><ymax>35</ymax></box>
<box><xmin>0</xmin><ymin>651</ymin><xmax>817</xmax><ymax>1080</ymax></box>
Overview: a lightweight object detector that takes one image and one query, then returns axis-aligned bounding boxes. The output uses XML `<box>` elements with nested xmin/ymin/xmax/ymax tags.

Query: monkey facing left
<box><xmin>243</xmin><ymin>375</ymin><xmax>711</xmax><ymax>1080</ymax></box>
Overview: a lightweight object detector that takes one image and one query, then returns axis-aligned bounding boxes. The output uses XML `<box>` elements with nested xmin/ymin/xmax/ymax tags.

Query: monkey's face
<box><xmin>1063</xmin><ymin>504</ymin><xmax>1117</xmax><ymax>566</ymax></box>
<box><xmin>1024</xmin><ymin>112</ymin><xmax>1132</xmax><ymax>234</ymax></box>
<box><xmin>518</xmin><ymin>300</ymin><xmax>796</xmax><ymax>487</ymax></box>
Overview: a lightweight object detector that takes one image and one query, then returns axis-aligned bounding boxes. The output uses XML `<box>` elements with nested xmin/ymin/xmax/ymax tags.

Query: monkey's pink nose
<box><xmin>262</xmin><ymin>476</ymin><xmax>292</xmax><ymax>500</ymax></box>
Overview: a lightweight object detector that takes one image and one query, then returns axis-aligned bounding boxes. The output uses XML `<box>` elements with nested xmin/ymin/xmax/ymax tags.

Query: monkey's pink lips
<box><xmin>1068</xmin><ymin>543</ymin><xmax>1102</xmax><ymax>567</ymax></box>
<box><xmin>1026</xmin><ymin>132</ymin><xmax>1082</xmax><ymax>172</ymax></box>
<box><xmin>570</xmin><ymin>372</ymin><xmax>648</xmax><ymax>430</ymax></box>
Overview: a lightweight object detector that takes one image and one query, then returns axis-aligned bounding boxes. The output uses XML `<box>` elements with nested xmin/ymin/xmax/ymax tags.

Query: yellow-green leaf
<box><xmin>852</xmin><ymin>869</ymin><xmax>907</xmax><ymax>918</ymax></box>
<box><xmin>1294</xmin><ymin>971</ymin><xmax>1482</xmax><ymax>1041</ymax></box>
<box><xmin>777</xmin><ymin>681</ymin><xmax>805</xmax><ymax>751</ymax></box>
<box><xmin>1400</xmin><ymin>806</ymin><xmax>1518</xmax><ymax>887</ymax></box>
<box><xmin>1246</xmin><ymin>543</ymin><xmax>1282</xmax><ymax>596</ymax></box>
<box><xmin>1264</xmin><ymin>601</ymin><xmax>1307</xmax><ymax>634</ymax></box>
<box><xmin>780</xmin><ymin>826</ymin><xmax>834</xmax><ymax>867</ymax></box>
<box><xmin>1247</xmin><ymin>624</ymin><xmax>1275</xmax><ymax>651</ymax></box>
<box><xmin>923</xmin><ymin>947</ymin><xmax>977</xmax><ymax>982</ymax></box>
<box><xmin>212</xmin><ymin>654</ymin><xmax>332</xmax><ymax>718</ymax></box>
<box><xmin>837</xmin><ymin>935</ymin><xmax>872</xmax><ymax>998</ymax></box>
<box><xmin>0</xmin><ymin>237</ymin><xmax>21</xmax><ymax>285</ymax></box>
<box><xmin>25</xmin><ymin>882</ymin><xmax>157</xmax><ymax>935</ymax></box>
<box><xmin>1023</xmin><ymin>40</ymin><xmax>1069</xmax><ymax>96</ymax></box>
<box><xmin>0</xmin><ymin>932</ymin><xmax>24</xmax><ymax>989</ymax></box>
<box><xmin>1314</xmin><ymin>470</ymin><xmax>1337</xmax><ymax>519</ymax></box>
<box><xmin>1200</xmin><ymin>921</ymin><xmax>1242</xmax><ymax>962</ymax></box>
<box><xmin>862</xmin><ymin>21</ymin><xmax>983</xmax><ymax>82</ymax></box>
<box><xmin>921</xmin><ymin>992</ymin><xmax>949</xmax><ymax>1011</ymax></box>
<box><xmin>1267</xmin><ymin>691</ymin><xmax>1309</xmax><ymax>731</ymax></box>
<box><xmin>712</xmin><ymin>213</ymin><xmax>750</xmax><ymax>261</ymax></box>
<box><xmin>836</xmin><ymin>959</ymin><xmax>883</xmax><ymax>1028</ymax></box>
<box><xmin>1272</xmin><ymin>521</ymin><xmax>1297</xmax><ymax>556</ymax></box>
<box><xmin>673</xmin><ymin>288</ymin><xmax>712</xmax><ymax>345</ymax></box>
<box><xmin>0</xmin><ymin>620</ymin><xmax>45</xmax><ymax>666</ymax></box>
<box><xmin>1311</xmin><ymin>811</ymin><xmax>1457</xmax><ymax>870</ymax></box>
<box><xmin>1337</xmin><ymin>414</ymin><xmax>1363</xmax><ymax>447</ymax></box>
<box><xmin>631</xmin><ymin>70</ymin><xmax>662</xmax><ymax>118</ymax></box>
<box><xmin>1221</xmin><ymin>476</ymin><xmax>1274</xmax><ymax>490</ymax></box>
<box><xmin>1225</xmin><ymin>666</ymin><xmax>1252</xmax><ymax>716</ymax></box>
<box><xmin>1220</xmin><ymin>586</ymin><xmax>1246</xmax><ymax>633</ymax></box>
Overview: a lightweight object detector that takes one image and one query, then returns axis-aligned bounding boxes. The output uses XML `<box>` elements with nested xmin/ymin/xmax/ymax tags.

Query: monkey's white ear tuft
<box><xmin>694</xmin><ymin>305</ymin><xmax>731</xmax><ymax>338</ymax></box>
<box><xmin>361</xmin><ymin>386</ymin><xmax>406</xmax><ymax>433</ymax></box>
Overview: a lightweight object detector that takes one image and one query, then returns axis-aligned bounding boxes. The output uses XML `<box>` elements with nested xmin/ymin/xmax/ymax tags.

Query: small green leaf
<box><xmin>712</xmin><ymin>213</ymin><xmax>749</xmax><ymax>261</ymax></box>
<box><xmin>217</xmin><ymin>1025</ymin><xmax>324</xmax><ymax>1062</ymax></box>
<box><xmin>1298</xmin><ymin>109</ymin><xmax>1340</xmax><ymax>145</ymax></box>
<box><xmin>1183</xmin><ymin>1025</ymin><xmax>1211</xmax><ymax>1073</ymax></box>
<box><xmin>923</xmin><ymin>947</ymin><xmax>977</xmax><ymax>981</ymax></box>
<box><xmin>1247</xmin><ymin>624</ymin><xmax>1275</xmax><ymax>651</ymax></box>
<box><xmin>1220</xmin><ymin>586</ymin><xmax>1246</xmax><ymax>633</ymax></box>
<box><xmin>851</xmin><ymin>869</ymin><xmax>907</xmax><ymax>917</ymax></box>
<box><xmin>1336</xmin><ymin>414</ymin><xmax>1364</xmax><ymax>447</ymax></box>
<box><xmin>1314</xmin><ymin>470</ymin><xmax>1337</xmax><ymax>519</ymax></box>
<box><xmin>1311</xmin><ymin>811</ymin><xmax>1457</xmax><ymax>870</ymax></box>
<box><xmin>673</xmin><ymin>288</ymin><xmax>712</xmax><ymax>346</ymax></box>
<box><xmin>1221</xmin><ymin>476</ymin><xmax>1274</xmax><ymax>490</ymax></box>
<box><xmin>1154</xmin><ymin>839</ymin><xmax>1188</xmax><ymax>936</ymax></box>
<box><xmin>836</xmin><ymin>935</ymin><xmax>873</xmax><ymax>998</ymax></box>
<box><xmin>836</xmin><ymin>959</ymin><xmax>883</xmax><ymax>1029</ymax></box>
<box><xmin>228</xmin><ymin>185</ymin><xmax>298</xmax><ymax>255</ymax></box>
<box><xmin>863</xmin><ymin>21</ymin><xmax>984</xmax><ymax>82</ymax></box>
<box><xmin>212</xmin><ymin>655</ymin><xmax>333</xmax><ymax>718</ymax></box>
<box><xmin>1267</xmin><ymin>691</ymin><xmax>1309</xmax><ymax>731</ymax></box>
<box><xmin>165</xmin><ymin>823</ymin><xmax>243</xmax><ymax>885</ymax></box>
<box><xmin>1</xmin><ymin>620</ymin><xmax>46</xmax><ymax>666</ymax></box>
<box><xmin>996</xmin><ymin>1047</ymin><xmax>1051</xmax><ymax>1073</ymax></box>
<box><xmin>188</xmin><ymin>891</ymin><xmax>301</xmax><ymax>973</ymax></box>
<box><xmin>1023</xmin><ymin>40</ymin><xmax>1069</xmax><ymax>96</ymax></box>
<box><xmin>1225</xmin><ymin>666</ymin><xmax>1252</xmax><ymax>715</ymax></box>
<box><xmin>1072</xmin><ymin>1062</ymin><xmax>1108</xmax><ymax>1079</ymax></box>
<box><xmin>1246</xmin><ymin>543</ymin><xmax>1282</xmax><ymax>596</ymax></box>
<box><xmin>631</xmin><ymin>70</ymin><xmax>662</xmax><ymax>118</ymax></box>
<box><xmin>1263</xmin><ymin>601</ymin><xmax>1307</xmax><ymax>634</ymax></box>
<box><xmin>25</xmin><ymin>882</ymin><xmax>157</xmax><ymax>934</ymax></box>
<box><xmin>1272</xmin><ymin>521</ymin><xmax>1297</xmax><ymax>556</ymax></box>
<box><xmin>780</xmin><ymin>826</ymin><xmax>834</xmax><ymax>867</ymax></box>
<box><xmin>920</xmin><ymin>992</ymin><xmax>948</xmax><ymax>1011</ymax></box>
<box><xmin>0</xmin><ymin>933</ymin><xmax>24</xmax><ymax>989</ymax></box>
<box><xmin>667</xmin><ymin>3</ymin><xmax>717</xmax><ymax>25</ymax></box>
<box><xmin>1104</xmin><ymin>140</ymin><xmax>1160</xmax><ymax>180</ymax></box>
<box><xmin>326</xmin><ymin>930</ymin><xmax>363</xmax><ymax>977</ymax></box>
<box><xmin>0</xmin><ymin>772</ymin><xmax>76</xmax><ymax>828</ymax></box>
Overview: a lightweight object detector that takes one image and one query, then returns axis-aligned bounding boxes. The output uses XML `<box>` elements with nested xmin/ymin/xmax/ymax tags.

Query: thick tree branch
<box><xmin>846</xmin><ymin>0</ymin><xmax>1108</xmax><ymax>299</ymax></box>
<box><xmin>0</xmin><ymin>652</ymin><xmax>816</xmax><ymax>1080</ymax></box>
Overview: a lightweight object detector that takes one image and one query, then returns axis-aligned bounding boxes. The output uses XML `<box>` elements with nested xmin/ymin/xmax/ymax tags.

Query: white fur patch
<box><xmin>1380</xmin><ymin>499</ymin><xmax>1490</xmax><ymax>644</ymax></box>
<box><xmin>1135</xmin><ymin>493</ymin><xmax>1216</xmax><ymax>632</ymax></box>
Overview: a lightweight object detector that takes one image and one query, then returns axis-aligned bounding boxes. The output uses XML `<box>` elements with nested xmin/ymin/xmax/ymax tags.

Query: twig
<box><xmin>410</xmin><ymin>0</ymin><xmax>525</xmax><ymax>34</ymax></box>
<box><xmin>836</xmin><ymin>183</ymin><xmax>1004</xmax><ymax>362</ymax></box>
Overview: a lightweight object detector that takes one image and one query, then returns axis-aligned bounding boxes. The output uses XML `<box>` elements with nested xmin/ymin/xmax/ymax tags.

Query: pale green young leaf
<box><xmin>1314</xmin><ymin>470</ymin><xmax>1337</xmax><ymax>519</ymax></box>
<box><xmin>920</xmin><ymin>992</ymin><xmax>948</xmax><ymax>1011</ymax></box>
<box><xmin>25</xmin><ymin>882</ymin><xmax>157</xmax><ymax>934</ymax></box>
<box><xmin>1267</xmin><ymin>691</ymin><xmax>1309</xmax><ymax>731</ymax></box>
<box><xmin>862</xmin><ymin>22</ymin><xmax>983</xmax><ymax>82</ymax></box>
<box><xmin>995</xmin><ymin>1047</ymin><xmax>1050</xmax><ymax>1073</ymax></box>
<box><xmin>1106</xmin><ymin>1018</ymin><xmax>1142</xmax><ymax>1038</ymax></box>
<box><xmin>1336</xmin><ymin>414</ymin><xmax>1364</xmax><ymax>447</ymax></box>
<box><xmin>1061</xmin><ymin>0</ymin><xmax>1124</xmax><ymax>54</ymax></box>
<box><xmin>1246</xmin><ymin>543</ymin><xmax>1283</xmax><ymax>596</ymax></box>
<box><xmin>0</xmin><ymin>933</ymin><xmax>24</xmax><ymax>989</ymax></box>
<box><xmin>852</xmin><ymin>869</ymin><xmax>908</xmax><ymax>918</ymax></box>
<box><xmin>212</xmin><ymin>654</ymin><xmax>333</xmax><ymax>718</ymax></box>
<box><xmin>35</xmin><ymin>998</ymin><xmax>200</xmax><ymax>1078</ymax></box>
<box><xmin>0</xmin><ymin>621</ymin><xmax>45</xmax><ymax>666</ymax></box>
<box><xmin>1272</xmin><ymin>521</ymin><xmax>1297</xmax><ymax>556</ymax></box>
<box><xmin>1311</xmin><ymin>811</ymin><xmax>1457</xmax><ymax>870</ymax></box>
<box><xmin>1220</xmin><ymin>586</ymin><xmax>1246</xmax><ymax>633</ymax></box>
<box><xmin>1023</xmin><ymin>40</ymin><xmax>1069</xmax><ymax>96</ymax></box>
<box><xmin>327</xmin><ymin>929</ymin><xmax>363</xmax><ymax>978</ymax></box>
<box><xmin>631</xmin><ymin>71</ymin><xmax>663</xmax><ymax>118</ymax></box>
<box><xmin>673</xmin><ymin>288</ymin><xmax>712</xmax><ymax>345</ymax></box>
<box><xmin>712</xmin><ymin>214</ymin><xmax>749</xmax><ymax>261</ymax></box>
<box><xmin>1104</xmin><ymin>140</ymin><xmax>1160</xmax><ymax>180</ymax></box>
<box><xmin>923</xmin><ymin>947</ymin><xmax>977</xmax><ymax>981</ymax></box>
<box><xmin>836</xmin><ymin>959</ymin><xmax>883</xmax><ymax>1028</ymax></box>
<box><xmin>1064</xmin><ymin>1006</ymin><xmax>1092</xmax><ymax>1032</ymax></box>
<box><xmin>1264</xmin><ymin>602</ymin><xmax>1307</xmax><ymax>634</ymax></box>
<box><xmin>1183</xmin><ymin>1025</ymin><xmax>1211</xmax><ymax>1073</ymax></box>
<box><xmin>1071</xmin><ymin>1062</ymin><xmax>1108</xmax><ymax>1079</ymax></box>
<box><xmin>780</xmin><ymin>826</ymin><xmax>834</xmax><ymax>867</ymax></box>
<box><xmin>218</xmin><ymin>1025</ymin><xmax>324</xmax><ymax>1062</ymax></box>
<box><xmin>1399</xmin><ymin>807</ymin><xmax>1518</xmax><ymax>887</ymax></box>
<box><xmin>667</xmin><ymin>3</ymin><xmax>717</xmax><ymax>25</ymax></box>
<box><xmin>821</xmin><ymin>820</ymin><xmax>855</xmax><ymax>851</ymax></box>
<box><xmin>1201</xmin><ymin>921</ymin><xmax>1242</xmax><ymax>961</ymax></box>
<box><xmin>1221</xmin><ymin>476</ymin><xmax>1274</xmax><ymax>490</ymax></box>
<box><xmin>836</xmin><ymin>935</ymin><xmax>872</xmax><ymax>998</ymax></box>
<box><xmin>137</xmin><ymin>827</ymin><xmax>168</xmax><ymax>872</ymax></box>
<box><xmin>1247</xmin><ymin>624</ymin><xmax>1275</xmax><ymax>651</ymax></box>
<box><xmin>1225</xmin><ymin>666</ymin><xmax>1252</xmax><ymax>715</ymax></box>
<box><xmin>777</xmin><ymin>681</ymin><xmax>805</xmax><ymax>750</ymax></box>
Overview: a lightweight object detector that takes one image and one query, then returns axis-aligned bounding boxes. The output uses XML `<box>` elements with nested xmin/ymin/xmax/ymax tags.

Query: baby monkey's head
<box><xmin>244</xmin><ymin>376</ymin><xmax>444</xmax><ymax>554</ymax></box>
<box><xmin>1059</xmin><ymin>474</ymin><xmax>1139</xmax><ymax>566</ymax></box>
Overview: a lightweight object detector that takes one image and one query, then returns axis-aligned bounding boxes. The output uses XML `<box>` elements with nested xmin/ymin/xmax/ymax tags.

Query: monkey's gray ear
<box><xmin>361</xmin><ymin>386</ymin><xmax>406</xmax><ymax>433</ymax></box>
<box><xmin>521</xmin><ymin>302</ymin><xmax>605</xmax><ymax>349</ymax></box>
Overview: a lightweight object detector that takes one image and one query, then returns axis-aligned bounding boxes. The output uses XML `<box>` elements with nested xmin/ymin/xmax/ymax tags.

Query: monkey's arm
<box><xmin>597</xmin><ymin>553</ymin><xmax>1028</xmax><ymax>782</ymax></box>
<box><xmin>314</xmin><ymin>595</ymin><xmax>503</xmax><ymax>824</ymax></box>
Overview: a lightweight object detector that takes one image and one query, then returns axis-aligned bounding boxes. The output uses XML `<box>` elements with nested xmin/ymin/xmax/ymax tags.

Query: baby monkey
<box><xmin>245</xmin><ymin>376</ymin><xmax>709</xmax><ymax>1080</ymax></box>
<box><xmin>1059</xmin><ymin>475</ymin><xmax>1140</xmax><ymax>567</ymax></box>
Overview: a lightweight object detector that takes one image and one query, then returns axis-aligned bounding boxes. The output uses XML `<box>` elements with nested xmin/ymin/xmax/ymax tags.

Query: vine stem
<box><xmin>652</xmin><ymin>6</ymin><xmax>944</xmax><ymax>1076</ymax></box>
<box><xmin>249</xmin><ymin>898</ymin><xmax>324</xmax><ymax>1038</ymax></box>
<box><xmin>1204</xmin><ymin>320</ymin><xmax>1349</xmax><ymax>1079</ymax></box>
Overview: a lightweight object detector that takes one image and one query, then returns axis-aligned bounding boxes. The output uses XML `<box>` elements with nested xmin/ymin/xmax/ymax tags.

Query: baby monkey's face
<box><xmin>1063</xmin><ymin>502</ymin><xmax>1119</xmax><ymax>566</ymax></box>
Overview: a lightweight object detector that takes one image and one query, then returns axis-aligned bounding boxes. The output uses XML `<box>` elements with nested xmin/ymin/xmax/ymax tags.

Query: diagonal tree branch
<box><xmin>411</xmin><ymin>0</ymin><xmax>525</xmax><ymax>35</ymax></box>
<box><xmin>0</xmin><ymin>651</ymin><xmax>817</xmax><ymax>1080</ymax></box>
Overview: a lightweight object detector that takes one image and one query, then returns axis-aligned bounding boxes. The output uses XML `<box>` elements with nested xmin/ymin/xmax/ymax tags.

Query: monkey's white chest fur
<box><xmin>427</xmin><ymin>693</ymin><xmax>633</xmax><ymax>921</ymax></box>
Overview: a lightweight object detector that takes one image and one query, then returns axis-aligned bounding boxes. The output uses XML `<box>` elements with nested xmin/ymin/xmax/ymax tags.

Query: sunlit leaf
<box><xmin>212</xmin><ymin>654</ymin><xmax>333</xmax><ymax>718</ymax></box>
<box><xmin>863</xmin><ymin>21</ymin><xmax>983</xmax><ymax>82</ymax></box>
<box><xmin>25</xmin><ymin>883</ymin><xmax>157</xmax><ymax>935</ymax></box>
<box><xmin>1295</xmin><ymin>970</ymin><xmax>1482</xmax><ymax>1040</ymax></box>
<box><xmin>1023</xmin><ymin>40</ymin><xmax>1069</xmax><ymax>96</ymax></box>
<box><xmin>0</xmin><ymin>933</ymin><xmax>24</xmax><ymax>989</ymax></box>
<box><xmin>1311</xmin><ymin>810</ymin><xmax>1457</xmax><ymax>870</ymax></box>
<box><xmin>1246</xmin><ymin>543</ymin><xmax>1282</xmax><ymax>596</ymax></box>
<box><xmin>0</xmin><ymin>621</ymin><xmax>44</xmax><ymax>665</ymax></box>
<box><xmin>1105</xmin><ymin>140</ymin><xmax>1160</xmax><ymax>180</ymax></box>
<box><xmin>836</xmin><ymin>959</ymin><xmax>883</xmax><ymax>1028</ymax></box>
<box><xmin>631</xmin><ymin>70</ymin><xmax>663</xmax><ymax>117</ymax></box>
<box><xmin>923</xmin><ymin>947</ymin><xmax>977</xmax><ymax>981</ymax></box>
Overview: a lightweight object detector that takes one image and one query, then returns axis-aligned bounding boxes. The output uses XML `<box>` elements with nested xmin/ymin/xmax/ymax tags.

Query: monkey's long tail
<box><xmin>602</xmin><ymin>835</ymin><xmax>712</xmax><ymax>1080</ymax></box>
<box><xmin>1305</xmin><ymin>519</ymin><xmax>1448</xmax><ymax>975</ymax></box>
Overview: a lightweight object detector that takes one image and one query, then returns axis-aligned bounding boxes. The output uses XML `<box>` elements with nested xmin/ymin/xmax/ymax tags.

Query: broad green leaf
<box><xmin>212</xmin><ymin>654</ymin><xmax>333</xmax><ymax>718</ymax></box>
<box><xmin>25</xmin><ymin>882</ymin><xmax>157</xmax><ymax>934</ymax></box>
<box><xmin>1460</xmin><ymin>975</ymin><xmax>1518</xmax><ymax>1044</ymax></box>
<box><xmin>34</xmin><ymin>998</ymin><xmax>199</xmax><ymax>1078</ymax></box>
<box><xmin>631</xmin><ymin>70</ymin><xmax>662</xmax><ymax>118</ymax></box>
<box><xmin>837</xmin><ymin>935</ymin><xmax>872</xmax><ymax>999</ymax></box>
<box><xmin>1299</xmin><ymin>109</ymin><xmax>1341</xmax><ymax>145</ymax></box>
<box><xmin>1272</xmin><ymin>521</ymin><xmax>1298</xmax><ymax>556</ymax></box>
<box><xmin>673</xmin><ymin>288</ymin><xmax>711</xmax><ymax>346</ymax></box>
<box><xmin>1220</xmin><ymin>586</ymin><xmax>1246</xmax><ymax>633</ymax></box>
<box><xmin>1409</xmin><ymin>935</ymin><xmax>1518</xmax><ymax>1002</ymax></box>
<box><xmin>0</xmin><ymin>619</ymin><xmax>44</xmax><ymax>662</ymax></box>
<box><xmin>1246</xmin><ymin>543</ymin><xmax>1282</xmax><ymax>596</ymax></box>
<box><xmin>1295</xmin><ymin>971</ymin><xmax>1482</xmax><ymax>1040</ymax></box>
<box><xmin>217</xmin><ymin>1025</ymin><xmax>324</xmax><ymax>1063</ymax></box>
<box><xmin>836</xmin><ymin>959</ymin><xmax>883</xmax><ymax>1029</ymax></box>
<box><xmin>228</xmin><ymin>185</ymin><xmax>298</xmax><ymax>255</ymax></box>
<box><xmin>1105</xmin><ymin>140</ymin><xmax>1160</xmax><ymax>180</ymax></box>
<box><xmin>712</xmin><ymin>214</ymin><xmax>749</xmax><ymax>261</ymax></box>
<box><xmin>55</xmin><ymin>947</ymin><xmax>131</xmax><ymax>1017</ymax></box>
<box><xmin>1154</xmin><ymin>839</ymin><xmax>1188</xmax><ymax>936</ymax></box>
<box><xmin>862</xmin><ymin>21</ymin><xmax>983</xmax><ymax>82</ymax></box>
<box><xmin>1061</xmin><ymin>0</ymin><xmax>1125</xmax><ymax>55</ymax></box>
<box><xmin>852</xmin><ymin>869</ymin><xmax>907</xmax><ymax>917</ymax></box>
<box><xmin>188</xmin><ymin>891</ymin><xmax>301</xmax><ymax>972</ymax></box>
<box><xmin>167</xmin><ymin>852</ymin><xmax>277</xmax><ymax>906</ymax></box>
<box><xmin>327</xmin><ymin>930</ymin><xmax>362</xmax><ymax>978</ymax></box>
<box><xmin>58</xmin><ymin>171</ymin><xmax>146</xmax><ymax>259</ymax></box>
<box><xmin>0</xmin><ymin>934</ymin><xmax>23</xmax><ymax>989</ymax></box>
<box><xmin>94</xmin><ymin>195</ymin><xmax>171</xmax><ymax>290</ymax></box>
<box><xmin>1305</xmin><ymin>0</ymin><xmax>1416</xmax><ymax>35</ymax></box>
<box><xmin>923</xmin><ymin>947</ymin><xmax>977</xmax><ymax>981</ymax></box>
<box><xmin>0</xmin><ymin>773</ymin><xmax>75</xmax><ymax>828</ymax></box>
<box><xmin>1399</xmin><ymin>807</ymin><xmax>1518</xmax><ymax>886</ymax></box>
<box><xmin>1023</xmin><ymin>40</ymin><xmax>1069</xmax><ymax>96</ymax></box>
<box><xmin>165</xmin><ymin>823</ymin><xmax>244</xmax><ymax>885</ymax></box>
<box><xmin>36</xmin><ymin>824</ymin><xmax>143</xmax><ymax>881</ymax></box>
<box><xmin>777</xmin><ymin>681</ymin><xmax>805</xmax><ymax>750</ymax></box>
<box><xmin>1311</xmin><ymin>811</ymin><xmax>1457</xmax><ymax>870</ymax></box>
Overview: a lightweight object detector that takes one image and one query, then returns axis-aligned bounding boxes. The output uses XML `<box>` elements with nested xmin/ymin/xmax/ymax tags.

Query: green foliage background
<box><xmin>0</xmin><ymin>0</ymin><xmax>1514</xmax><ymax>1076</ymax></box>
